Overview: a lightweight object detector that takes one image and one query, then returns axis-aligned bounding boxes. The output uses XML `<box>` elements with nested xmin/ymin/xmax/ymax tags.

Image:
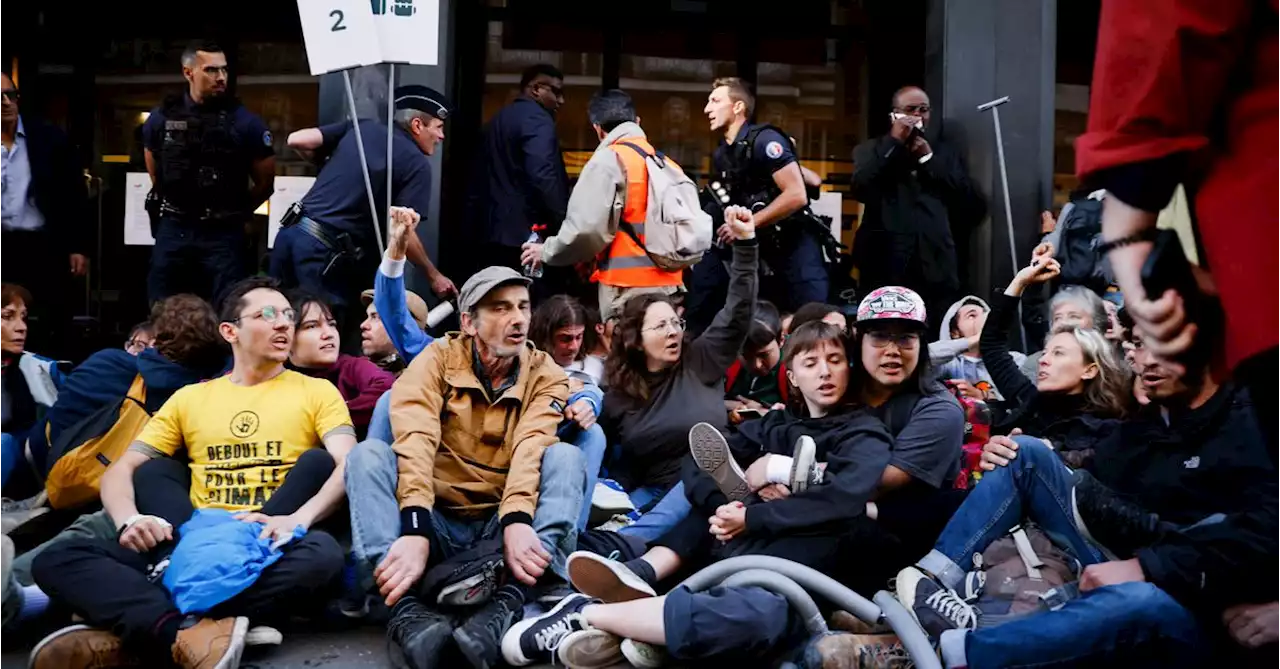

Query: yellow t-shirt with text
<box><xmin>136</xmin><ymin>370</ymin><xmax>352</xmax><ymax>511</ymax></box>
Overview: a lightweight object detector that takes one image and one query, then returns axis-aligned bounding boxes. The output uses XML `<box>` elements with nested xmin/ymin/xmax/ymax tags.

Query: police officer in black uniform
<box><xmin>273</xmin><ymin>84</ymin><xmax>457</xmax><ymax>348</ymax></box>
<box><xmin>143</xmin><ymin>40</ymin><xmax>275</xmax><ymax>306</ymax></box>
<box><xmin>686</xmin><ymin>76</ymin><xmax>830</xmax><ymax>334</ymax></box>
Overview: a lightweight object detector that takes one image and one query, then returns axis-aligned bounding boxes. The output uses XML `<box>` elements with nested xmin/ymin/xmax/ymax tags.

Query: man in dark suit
<box><xmin>1</xmin><ymin>72</ymin><xmax>89</xmax><ymax>356</ymax></box>
<box><xmin>463</xmin><ymin>64</ymin><xmax>569</xmax><ymax>286</ymax></box>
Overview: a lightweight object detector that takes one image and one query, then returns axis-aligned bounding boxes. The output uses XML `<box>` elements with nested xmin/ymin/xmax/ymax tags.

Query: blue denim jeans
<box><xmin>560</xmin><ymin>423</ymin><xmax>607</xmax><ymax>531</ymax></box>
<box><xmin>344</xmin><ymin>439</ymin><xmax>584</xmax><ymax>582</ymax></box>
<box><xmin>366</xmin><ymin>390</ymin><xmax>393</xmax><ymax>445</ymax></box>
<box><xmin>619</xmin><ymin>482</ymin><xmax>694</xmax><ymax>543</ymax></box>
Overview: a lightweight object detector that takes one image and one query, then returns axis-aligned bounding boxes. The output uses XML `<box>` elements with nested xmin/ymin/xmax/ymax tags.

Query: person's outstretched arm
<box><xmin>375</xmin><ymin>206</ymin><xmax>434</xmax><ymax>363</ymax></box>
<box><xmin>686</xmin><ymin>206</ymin><xmax>759</xmax><ymax>384</ymax></box>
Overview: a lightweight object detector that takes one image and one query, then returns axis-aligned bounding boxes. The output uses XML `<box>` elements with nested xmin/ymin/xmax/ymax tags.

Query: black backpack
<box><xmin>1054</xmin><ymin>198</ymin><xmax>1113</xmax><ymax>294</ymax></box>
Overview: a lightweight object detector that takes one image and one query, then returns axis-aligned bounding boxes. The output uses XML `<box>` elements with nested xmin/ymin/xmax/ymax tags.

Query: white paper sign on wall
<box><xmin>373</xmin><ymin>0</ymin><xmax>440</xmax><ymax>65</ymax></box>
<box><xmin>297</xmin><ymin>0</ymin><xmax>384</xmax><ymax>75</ymax></box>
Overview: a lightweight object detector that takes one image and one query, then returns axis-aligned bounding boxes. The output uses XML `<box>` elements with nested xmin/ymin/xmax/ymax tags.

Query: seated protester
<box><xmin>597</xmin><ymin>206</ymin><xmax>758</xmax><ymax>542</ymax></box>
<box><xmin>581</xmin><ymin>305</ymin><xmax>612</xmax><ymax>389</ymax></box>
<box><xmin>343</xmin><ymin>266</ymin><xmax>587</xmax><ymax>669</ymax></box>
<box><xmin>500</xmin><ymin>320</ymin><xmax>899</xmax><ymax>666</ymax></box>
<box><xmin>785</xmin><ymin>301</ymin><xmax>848</xmax><ymax>336</ymax></box>
<box><xmin>894</xmin><ymin>321</ymin><xmax>1278</xmax><ymax>669</ymax></box>
<box><xmin>1018</xmin><ymin>265</ymin><xmax>1111</xmax><ymax>379</ymax></box>
<box><xmin>724</xmin><ymin>302</ymin><xmax>787</xmax><ymax>423</ymax></box>
<box><xmin>362</xmin><ymin>205</ymin><xmax>437</xmax><ymax>375</ymax></box>
<box><xmin>29</xmin><ymin>277</ymin><xmax>355</xmax><ymax>669</ymax></box>
<box><xmin>124</xmin><ymin>321</ymin><xmax>156</xmax><ymax>356</ymax></box>
<box><xmin>982</xmin><ymin>251</ymin><xmax>1132</xmax><ymax>467</ymax></box>
<box><xmin>1</xmin><ymin>284</ymin><xmax>65</xmax><ymax>490</ymax></box>
<box><xmin>930</xmin><ymin>296</ymin><xmax>1025</xmax><ymax>402</ymax></box>
<box><xmin>530</xmin><ymin>295</ymin><xmax>609</xmax><ymax>531</ymax></box>
<box><xmin>289</xmin><ymin>290</ymin><xmax>396</xmax><ymax>440</ymax></box>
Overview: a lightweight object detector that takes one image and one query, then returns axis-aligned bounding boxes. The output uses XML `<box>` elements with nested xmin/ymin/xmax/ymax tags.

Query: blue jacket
<box><xmin>374</xmin><ymin>255</ymin><xmax>434</xmax><ymax>364</ymax></box>
<box><xmin>464</xmin><ymin>98</ymin><xmax>569</xmax><ymax>247</ymax></box>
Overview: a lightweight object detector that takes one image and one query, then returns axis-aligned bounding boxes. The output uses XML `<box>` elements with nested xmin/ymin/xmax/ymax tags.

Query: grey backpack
<box><xmin>614</xmin><ymin>142</ymin><xmax>713</xmax><ymax>271</ymax></box>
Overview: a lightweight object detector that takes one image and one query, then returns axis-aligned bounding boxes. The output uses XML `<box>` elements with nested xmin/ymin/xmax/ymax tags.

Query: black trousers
<box><xmin>31</xmin><ymin>449</ymin><xmax>344</xmax><ymax>648</ymax></box>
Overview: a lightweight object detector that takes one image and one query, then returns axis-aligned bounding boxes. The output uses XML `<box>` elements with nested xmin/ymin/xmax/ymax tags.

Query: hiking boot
<box><xmin>386</xmin><ymin>596</ymin><xmax>455</xmax><ymax>669</ymax></box>
<box><xmin>453</xmin><ymin>589</ymin><xmax>523</xmax><ymax>668</ymax></box>
<box><xmin>801</xmin><ymin>632</ymin><xmax>911</xmax><ymax>669</ymax></box>
<box><xmin>790</xmin><ymin>435</ymin><xmax>820</xmax><ymax>493</ymax></box>
<box><xmin>2</xmin><ymin>492</ymin><xmax>49</xmax><ymax>535</ymax></box>
<box><xmin>171</xmin><ymin>616</ymin><xmax>248</xmax><ymax>669</ymax></box>
<box><xmin>567</xmin><ymin>551</ymin><xmax>656</xmax><ymax>603</ymax></box>
<box><xmin>28</xmin><ymin>624</ymin><xmax>143</xmax><ymax>669</ymax></box>
<box><xmin>591</xmin><ymin>479</ymin><xmax>636</xmax><ymax>515</ymax></box>
<box><xmin>621</xmin><ymin>638</ymin><xmax>668</xmax><ymax>668</ymax></box>
<box><xmin>501</xmin><ymin>593</ymin><xmax>596</xmax><ymax>666</ymax></box>
<box><xmin>894</xmin><ymin>566</ymin><xmax>977</xmax><ymax>644</ymax></box>
<box><xmin>1071</xmin><ymin>469</ymin><xmax>1172</xmax><ymax>560</ymax></box>
<box><xmin>688</xmin><ymin>422</ymin><xmax>749</xmax><ymax>501</ymax></box>
<box><xmin>438</xmin><ymin>557</ymin><xmax>504</xmax><ymax>607</ymax></box>
<box><xmin>556</xmin><ymin>628</ymin><xmax>623</xmax><ymax>667</ymax></box>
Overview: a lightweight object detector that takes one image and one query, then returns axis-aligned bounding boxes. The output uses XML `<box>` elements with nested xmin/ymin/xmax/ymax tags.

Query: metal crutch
<box><xmin>978</xmin><ymin>96</ymin><xmax>1027</xmax><ymax>349</ymax></box>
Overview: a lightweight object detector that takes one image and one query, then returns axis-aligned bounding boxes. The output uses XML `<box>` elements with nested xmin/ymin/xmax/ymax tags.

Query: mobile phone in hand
<box><xmin>1139</xmin><ymin>229</ymin><xmax>1209</xmax><ymax>364</ymax></box>
<box><xmin>734</xmin><ymin>407</ymin><xmax>768</xmax><ymax>419</ymax></box>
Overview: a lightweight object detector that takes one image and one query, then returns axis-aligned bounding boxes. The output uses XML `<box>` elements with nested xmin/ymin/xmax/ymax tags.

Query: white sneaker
<box><xmin>557</xmin><ymin>628</ymin><xmax>623</xmax><ymax>668</ymax></box>
<box><xmin>246</xmin><ymin>625</ymin><xmax>283</xmax><ymax>646</ymax></box>
<box><xmin>567</xmin><ymin>551</ymin><xmax>656</xmax><ymax>603</ymax></box>
<box><xmin>590</xmin><ymin>481</ymin><xmax>636</xmax><ymax>514</ymax></box>
<box><xmin>789</xmin><ymin>435</ymin><xmax>818</xmax><ymax>493</ymax></box>
<box><xmin>621</xmin><ymin>638</ymin><xmax>668</xmax><ymax>668</ymax></box>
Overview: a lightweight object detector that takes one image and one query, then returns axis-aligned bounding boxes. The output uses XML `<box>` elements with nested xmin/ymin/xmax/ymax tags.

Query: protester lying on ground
<box><xmin>724</xmin><ymin>301</ymin><xmax>787</xmax><ymax>424</ymax></box>
<box><xmin>29</xmin><ymin>276</ymin><xmax>355</xmax><ymax>669</ymax></box>
<box><xmin>786</xmin><ymin>301</ymin><xmax>847</xmax><ymax>335</ymax></box>
<box><xmin>896</xmin><ymin>319</ymin><xmax>1278</xmax><ymax>669</ymax></box>
<box><xmin>500</xmin><ymin>319</ymin><xmax>902</xmax><ymax>667</ymax></box>
<box><xmin>1</xmin><ymin>284</ymin><xmax>65</xmax><ymax>490</ymax></box>
<box><xmin>124</xmin><ymin>321</ymin><xmax>156</xmax><ymax>356</ymax></box>
<box><xmin>368</xmin><ymin>205</ymin><xmax>436</xmax><ymax>370</ymax></box>
<box><xmin>530</xmin><ymin>294</ymin><xmax>611</xmax><ymax>531</ymax></box>
<box><xmin>982</xmin><ymin>251</ymin><xmax>1132</xmax><ymax>468</ymax></box>
<box><xmin>930</xmin><ymin>296</ymin><xmax>1024</xmax><ymax>402</ymax></box>
<box><xmin>289</xmin><ymin>290</ymin><xmax>395</xmax><ymax>441</ymax></box>
<box><xmin>597</xmin><ymin>205</ymin><xmax>758</xmax><ymax>543</ymax></box>
<box><xmin>343</xmin><ymin>265</ymin><xmax>587</xmax><ymax>669</ymax></box>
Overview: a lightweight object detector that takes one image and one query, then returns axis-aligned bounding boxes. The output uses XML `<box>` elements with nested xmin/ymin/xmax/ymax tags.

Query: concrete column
<box><xmin>925</xmin><ymin>0</ymin><xmax>1056</xmax><ymax>299</ymax></box>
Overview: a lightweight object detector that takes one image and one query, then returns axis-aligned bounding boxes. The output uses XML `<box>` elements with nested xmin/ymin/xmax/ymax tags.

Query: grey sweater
<box><xmin>601</xmin><ymin>239</ymin><xmax>759</xmax><ymax>490</ymax></box>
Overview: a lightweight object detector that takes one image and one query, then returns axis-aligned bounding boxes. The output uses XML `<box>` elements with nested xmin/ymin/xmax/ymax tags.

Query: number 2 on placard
<box><xmin>329</xmin><ymin>9</ymin><xmax>346</xmax><ymax>31</ymax></box>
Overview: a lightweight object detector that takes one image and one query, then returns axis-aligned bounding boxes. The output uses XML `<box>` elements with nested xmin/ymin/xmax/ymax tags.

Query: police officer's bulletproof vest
<box><xmin>156</xmin><ymin>95</ymin><xmax>248</xmax><ymax>217</ymax></box>
<box><xmin>718</xmin><ymin>123</ymin><xmax>794</xmax><ymax>208</ymax></box>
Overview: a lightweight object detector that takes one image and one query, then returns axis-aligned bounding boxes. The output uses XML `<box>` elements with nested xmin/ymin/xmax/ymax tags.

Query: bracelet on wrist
<box><xmin>1097</xmin><ymin>229</ymin><xmax>1157</xmax><ymax>255</ymax></box>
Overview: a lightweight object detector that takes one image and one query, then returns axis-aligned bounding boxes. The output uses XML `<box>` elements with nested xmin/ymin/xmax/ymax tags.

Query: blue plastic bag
<box><xmin>162</xmin><ymin>508</ymin><xmax>304</xmax><ymax>614</ymax></box>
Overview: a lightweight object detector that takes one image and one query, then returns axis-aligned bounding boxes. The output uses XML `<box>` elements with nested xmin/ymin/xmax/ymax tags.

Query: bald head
<box><xmin>1</xmin><ymin>73</ymin><xmax>18</xmax><ymax>126</ymax></box>
<box><xmin>891</xmin><ymin>86</ymin><xmax>930</xmax><ymax>128</ymax></box>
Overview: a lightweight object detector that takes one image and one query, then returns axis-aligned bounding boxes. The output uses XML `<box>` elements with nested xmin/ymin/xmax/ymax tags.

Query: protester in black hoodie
<box><xmin>981</xmin><ymin>247</ymin><xmax>1132</xmax><ymax>466</ymax></box>
<box><xmin>499</xmin><ymin>322</ymin><xmax>897</xmax><ymax>667</ymax></box>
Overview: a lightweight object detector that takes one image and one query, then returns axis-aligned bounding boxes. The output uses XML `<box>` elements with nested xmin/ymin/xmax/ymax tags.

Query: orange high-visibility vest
<box><xmin>590</xmin><ymin>137</ymin><xmax>685</xmax><ymax>288</ymax></box>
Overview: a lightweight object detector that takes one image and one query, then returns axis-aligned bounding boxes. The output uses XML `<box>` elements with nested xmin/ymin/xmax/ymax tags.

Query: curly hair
<box><xmin>150</xmin><ymin>294</ymin><xmax>226</xmax><ymax>369</ymax></box>
<box><xmin>605</xmin><ymin>292</ymin><xmax>680</xmax><ymax>402</ymax></box>
<box><xmin>1045</xmin><ymin>324</ymin><xmax>1133</xmax><ymax>419</ymax></box>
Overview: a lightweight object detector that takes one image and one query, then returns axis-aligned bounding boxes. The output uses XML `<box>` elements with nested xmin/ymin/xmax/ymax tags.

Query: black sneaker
<box><xmin>894</xmin><ymin>566</ymin><xmax>977</xmax><ymax>643</ymax></box>
<box><xmin>688</xmin><ymin>422</ymin><xmax>750</xmax><ymax>501</ymax></box>
<box><xmin>452</xmin><ymin>590</ymin><xmax>523</xmax><ymax>669</ymax></box>
<box><xmin>437</xmin><ymin>557</ymin><xmax>504</xmax><ymax>607</ymax></box>
<box><xmin>501</xmin><ymin>593</ymin><xmax>597</xmax><ymax>666</ymax></box>
<box><xmin>1071</xmin><ymin>469</ymin><xmax>1172</xmax><ymax>560</ymax></box>
<box><xmin>385</xmin><ymin>597</ymin><xmax>455</xmax><ymax>669</ymax></box>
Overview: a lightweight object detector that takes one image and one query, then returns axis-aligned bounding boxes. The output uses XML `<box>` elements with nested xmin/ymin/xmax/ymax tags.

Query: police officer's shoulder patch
<box><xmin>262</xmin><ymin>130</ymin><xmax>273</xmax><ymax>147</ymax></box>
<box><xmin>765</xmin><ymin>141</ymin><xmax>784</xmax><ymax>159</ymax></box>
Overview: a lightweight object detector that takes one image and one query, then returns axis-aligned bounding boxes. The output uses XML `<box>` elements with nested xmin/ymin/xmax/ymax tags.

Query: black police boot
<box><xmin>1071</xmin><ymin>469</ymin><xmax>1176</xmax><ymax>559</ymax></box>
<box><xmin>386</xmin><ymin>596</ymin><xmax>455</xmax><ymax>669</ymax></box>
<box><xmin>452</xmin><ymin>584</ymin><xmax>526</xmax><ymax>669</ymax></box>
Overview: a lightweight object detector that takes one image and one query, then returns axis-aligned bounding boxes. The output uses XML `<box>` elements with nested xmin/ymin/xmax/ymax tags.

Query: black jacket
<box><xmin>683</xmin><ymin>407</ymin><xmax>893</xmax><ymax>538</ymax></box>
<box><xmin>1085</xmin><ymin>384</ymin><xmax>1277</xmax><ymax>615</ymax></box>
<box><xmin>850</xmin><ymin>132</ymin><xmax>982</xmax><ymax>291</ymax></box>
<box><xmin>464</xmin><ymin>98</ymin><xmax>569</xmax><ymax>248</ymax></box>
<box><xmin>980</xmin><ymin>292</ymin><xmax>1122</xmax><ymax>460</ymax></box>
<box><xmin>13</xmin><ymin>116</ymin><xmax>89</xmax><ymax>254</ymax></box>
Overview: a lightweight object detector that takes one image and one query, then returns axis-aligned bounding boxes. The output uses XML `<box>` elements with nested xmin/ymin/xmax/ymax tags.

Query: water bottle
<box><xmin>523</xmin><ymin>230</ymin><xmax>543</xmax><ymax>278</ymax></box>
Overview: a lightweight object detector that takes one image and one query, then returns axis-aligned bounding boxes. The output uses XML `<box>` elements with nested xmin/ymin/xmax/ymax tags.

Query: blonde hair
<box><xmin>1046</xmin><ymin>324</ymin><xmax>1132</xmax><ymax>418</ymax></box>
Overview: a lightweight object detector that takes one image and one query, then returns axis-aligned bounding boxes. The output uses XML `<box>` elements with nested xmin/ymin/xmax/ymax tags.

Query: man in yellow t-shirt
<box><xmin>30</xmin><ymin>277</ymin><xmax>356</xmax><ymax>669</ymax></box>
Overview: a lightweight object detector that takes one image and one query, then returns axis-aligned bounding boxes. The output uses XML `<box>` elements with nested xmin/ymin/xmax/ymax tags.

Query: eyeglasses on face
<box><xmin>642</xmin><ymin>317</ymin><xmax>686</xmax><ymax>334</ymax></box>
<box><xmin>866</xmin><ymin>331</ymin><xmax>920</xmax><ymax>349</ymax></box>
<box><xmin>230</xmin><ymin>305</ymin><xmax>297</xmax><ymax>325</ymax></box>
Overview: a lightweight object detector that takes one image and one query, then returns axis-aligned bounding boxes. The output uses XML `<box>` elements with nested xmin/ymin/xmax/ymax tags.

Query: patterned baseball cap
<box><xmin>856</xmin><ymin>286</ymin><xmax>928</xmax><ymax>329</ymax></box>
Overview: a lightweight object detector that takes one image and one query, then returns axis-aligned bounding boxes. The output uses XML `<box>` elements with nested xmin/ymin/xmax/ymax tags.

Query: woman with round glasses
<box><xmin>597</xmin><ymin>205</ymin><xmax>759</xmax><ymax>541</ymax></box>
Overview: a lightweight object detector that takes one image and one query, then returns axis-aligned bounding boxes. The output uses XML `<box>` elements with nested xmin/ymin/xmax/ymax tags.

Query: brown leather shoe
<box><xmin>170</xmin><ymin>616</ymin><xmax>248</xmax><ymax>669</ymax></box>
<box><xmin>28</xmin><ymin>624</ymin><xmax>143</xmax><ymax>669</ymax></box>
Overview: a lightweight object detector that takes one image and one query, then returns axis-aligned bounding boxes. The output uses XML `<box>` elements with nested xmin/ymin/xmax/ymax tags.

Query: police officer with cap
<box><xmin>686</xmin><ymin>76</ymin><xmax>830</xmax><ymax>333</ymax></box>
<box><xmin>276</xmin><ymin>84</ymin><xmax>457</xmax><ymax>348</ymax></box>
<box><xmin>143</xmin><ymin>40</ymin><xmax>276</xmax><ymax>306</ymax></box>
